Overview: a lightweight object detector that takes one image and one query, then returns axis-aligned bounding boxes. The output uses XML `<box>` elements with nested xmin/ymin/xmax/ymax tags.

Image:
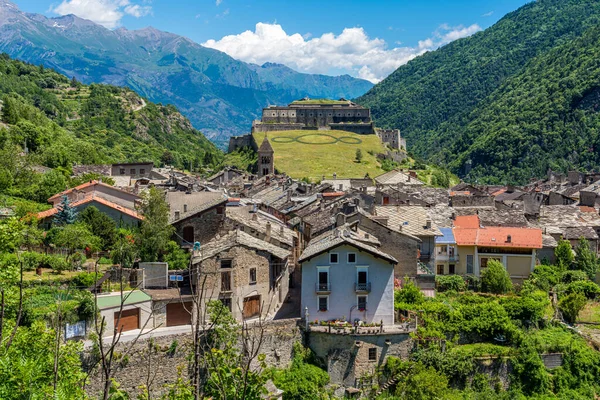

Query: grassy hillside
<box><xmin>252</xmin><ymin>130</ymin><xmax>387</xmax><ymax>181</ymax></box>
<box><xmin>357</xmin><ymin>0</ymin><xmax>600</xmax><ymax>182</ymax></box>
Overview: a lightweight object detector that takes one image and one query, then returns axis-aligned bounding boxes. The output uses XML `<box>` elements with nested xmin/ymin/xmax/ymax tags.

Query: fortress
<box><xmin>228</xmin><ymin>98</ymin><xmax>406</xmax><ymax>153</ymax></box>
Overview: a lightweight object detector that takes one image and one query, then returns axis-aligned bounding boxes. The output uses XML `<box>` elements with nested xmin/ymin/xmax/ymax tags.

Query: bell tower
<box><xmin>257</xmin><ymin>136</ymin><xmax>274</xmax><ymax>177</ymax></box>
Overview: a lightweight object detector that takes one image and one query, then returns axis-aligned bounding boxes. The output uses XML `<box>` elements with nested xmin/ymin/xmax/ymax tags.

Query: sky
<box><xmin>14</xmin><ymin>0</ymin><xmax>531</xmax><ymax>82</ymax></box>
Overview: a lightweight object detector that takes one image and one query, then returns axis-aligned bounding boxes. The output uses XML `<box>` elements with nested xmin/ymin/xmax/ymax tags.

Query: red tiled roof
<box><xmin>449</xmin><ymin>191</ymin><xmax>471</xmax><ymax>196</ymax></box>
<box><xmin>37</xmin><ymin>195</ymin><xmax>143</xmax><ymax>221</ymax></box>
<box><xmin>491</xmin><ymin>188</ymin><xmax>507</xmax><ymax>196</ymax></box>
<box><xmin>579</xmin><ymin>206</ymin><xmax>596</xmax><ymax>213</ymax></box>
<box><xmin>322</xmin><ymin>192</ymin><xmax>345</xmax><ymax>197</ymax></box>
<box><xmin>453</xmin><ymin>228</ymin><xmax>478</xmax><ymax>246</ymax></box>
<box><xmin>454</xmin><ymin>215</ymin><xmax>480</xmax><ymax>229</ymax></box>
<box><xmin>47</xmin><ymin>180</ymin><xmax>139</xmax><ymax>202</ymax></box>
<box><xmin>454</xmin><ymin>225</ymin><xmax>542</xmax><ymax>249</ymax></box>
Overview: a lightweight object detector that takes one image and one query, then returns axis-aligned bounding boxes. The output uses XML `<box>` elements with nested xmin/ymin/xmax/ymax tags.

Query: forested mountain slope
<box><xmin>357</xmin><ymin>0</ymin><xmax>600</xmax><ymax>182</ymax></box>
<box><xmin>0</xmin><ymin>1</ymin><xmax>372</xmax><ymax>147</ymax></box>
<box><xmin>0</xmin><ymin>54</ymin><xmax>222</xmax><ymax>203</ymax></box>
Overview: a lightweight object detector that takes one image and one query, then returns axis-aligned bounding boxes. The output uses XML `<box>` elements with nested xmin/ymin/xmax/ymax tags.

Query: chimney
<box><xmin>287</xmin><ymin>189</ymin><xmax>292</xmax><ymax>202</ymax></box>
<box><xmin>252</xmin><ymin>213</ymin><xmax>258</xmax><ymax>221</ymax></box>
<box><xmin>183</xmin><ymin>204</ymin><xmax>188</xmax><ymax>213</ymax></box>
<box><xmin>252</xmin><ymin>203</ymin><xmax>258</xmax><ymax>213</ymax></box>
<box><xmin>506</xmin><ymin>185</ymin><xmax>515</xmax><ymax>193</ymax></box>
<box><xmin>336</xmin><ymin>213</ymin><xmax>346</xmax><ymax>227</ymax></box>
<box><xmin>280</xmin><ymin>225</ymin><xmax>284</xmax><ymax>235</ymax></box>
<box><xmin>425</xmin><ymin>219</ymin><xmax>432</xmax><ymax>229</ymax></box>
<box><xmin>265</xmin><ymin>222</ymin><xmax>271</xmax><ymax>242</ymax></box>
<box><xmin>451</xmin><ymin>212</ymin><xmax>456</xmax><ymax>220</ymax></box>
<box><xmin>320</xmin><ymin>199</ymin><xmax>325</xmax><ymax>210</ymax></box>
<box><xmin>174</xmin><ymin>210</ymin><xmax>180</xmax><ymax>220</ymax></box>
<box><xmin>506</xmin><ymin>235</ymin><xmax>512</xmax><ymax>243</ymax></box>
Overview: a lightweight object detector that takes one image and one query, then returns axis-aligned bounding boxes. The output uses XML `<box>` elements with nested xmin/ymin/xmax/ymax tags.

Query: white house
<box><xmin>299</xmin><ymin>225</ymin><xmax>397</xmax><ymax>325</ymax></box>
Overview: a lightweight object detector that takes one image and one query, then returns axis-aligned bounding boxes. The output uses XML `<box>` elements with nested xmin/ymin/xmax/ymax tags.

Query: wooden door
<box><xmin>166</xmin><ymin>302</ymin><xmax>192</xmax><ymax>327</ymax></box>
<box><xmin>242</xmin><ymin>295</ymin><xmax>261</xmax><ymax>319</ymax></box>
<box><xmin>115</xmin><ymin>308</ymin><xmax>139</xmax><ymax>332</ymax></box>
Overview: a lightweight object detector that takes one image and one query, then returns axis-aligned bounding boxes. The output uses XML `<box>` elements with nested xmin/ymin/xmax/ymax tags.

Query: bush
<box><xmin>481</xmin><ymin>260</ymin><xmax>513</xmax><ymax>294</ymax></box>
<box><xmin>71</xmin><ymin>271</ymin><xmax>102</xmax><ymax>289</ymax></box>
<box><xmin>559</xmin><ymin>292</ymin><xmax>587</xmax><ymax>323</ymax></box>
<box><xmin>395</xmin><ymin>280</ymin><xmax>424</xmax><ymax>309</ymax></box>
<box><xmin>98</xmin><ymin>257</ymin><xmax>112</xmax><ymax>265</ymax></box>
<box><xmin>561</xmin><ymin>270</ymin><xmax>589</xmax><ymax>284</ymax></box>
<box><xmin>435</xmin><ymin>275</ymin><xmax>466</xmax><ymax>292</ymax></box>
<box><xmin>564</xmin><ymin>280</ymin><xmax>600</xmax><ymax>299</ymax></box>
<box><xmin>529</xmin><ymin>264</ymin><xmax>561</xmax><ymax>291</ymax></box>
<box><xmin>42</xmin><ymin>254</ymin><xmax>69</xmax><ymax>273</ymax></box>
<box><xmin>21</xmin><ymin>251</ymin><xmax>45</xmax><ymax>271</ymax></box>
<box><xmin>500</xmin><ymin>291</ymin><xmax>549</xmax><ymax>325</ymax></box>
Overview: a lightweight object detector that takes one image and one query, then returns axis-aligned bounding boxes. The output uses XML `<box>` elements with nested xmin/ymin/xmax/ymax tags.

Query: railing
<box><xmin>355</xmin><ymin>282</ymin><xmax>371</xmax><ymax>293</ymax></box>
<box><xmin>448</xmin><ymin>255</ymin><xmax>459</xmax><ymax>262</ymax></box>
<box><xmin>419</xmin><ymin>252</ymin><xmax>431</xmax><ymax>261</ymax></box>
<box><xmin>315</xmin><ymin>282</ymin><xmax>331</xmax><ymax>293</ymax></box>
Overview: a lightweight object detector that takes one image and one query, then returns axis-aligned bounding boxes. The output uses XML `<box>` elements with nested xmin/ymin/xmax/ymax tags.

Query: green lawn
<box><xmin>578</xmin><ymin>301</ymin><xmax>600</xmax><ymax>324</ymax></box>
<box><xmin>253</xmin><ymin>130</ymin><xmax>387</xmax><ymax>181</ymax></box>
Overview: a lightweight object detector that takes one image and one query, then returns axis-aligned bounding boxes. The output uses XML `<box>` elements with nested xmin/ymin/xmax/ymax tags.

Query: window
<box><xmin>220</xmin><ymin>259</ymin><xmax>232</xmax><ymax>269</ymax></box>
<box><xmin>357</xmin><ymin>295</ymin><xmax>367</xmax><ymax>311</ymax></box>
<box><xmin>481</xmin><ymin>257</ymin><xmax>501</xmax><ymax>269</ymax></box>
<box><xmin>317</xmin><ymin>268</ymin><xmax>329</xmax><ymax>291</ymax></box>
<box><xmin>140</xmin><ymin>168</ymin><xmax>145</xmax><ymax>175</ymax></box>
<box><xmin>130</xmin><ymin>168</ymin><xmax>136</xmax><ymax>175</ymax></box>
<box><xmin>318</xmin><ymin>296</ymin><xmax>328</xmax><ymax>312</ymax></box>
<box><xmin>466</xmin><ymin>255</ymin><xmax>473</xmax><ymax>274</ymax></box>
<box><xmin>347</xmin><ymin>253</ymin><xmax>357</xmax><ymax>263</ymax></box>
<box><xmin>437</xmin><ymin>265</ymin><xmax>444</xmax><ymax>275</ymax></box>
<box><xmin>221</xmin><ymin>271</ymin><xmax>231</xmax><ymax>292</ymax></box>
<box><xmin>220</xmin><ymin>297</ymin><xmax>232</xmax><ymax>312</ymax></box>
<box><xmin>368</xmin><ymin>348</ymin><xmax>377</xmax><ymax>361</ymax></box>
<box><xmin>329</xmin><ymin>253</ymin><xmax>338</xmax><ymax>264</ymax></box>
<box><xmin>449</xmin><ymin>264</ymin><xmax>455</xmax><ymax>274</ymax></box>
<box><xmin>216</xmin><ymin>206</ymin><xmax>224</xmax><ymax>215</ymax></box>
<box><xmin>119</xmin><ymin>168</ymin><xmax>125</xmax><ymax>175</ymax></box>
<box><xmin>249</xmin><ymin>268</ymin><xmax>257</xmax><ymax>284</ymax></box>
<box><xmin>357</xmin><ymin>267</ymin><xmax>368</xmax><ymax>285</ymax></box>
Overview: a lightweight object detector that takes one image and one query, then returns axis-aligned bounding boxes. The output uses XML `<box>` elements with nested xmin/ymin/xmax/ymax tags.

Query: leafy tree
<box><xmin>435</xmin><ymin>275</ymin><xmax>466</xmax><ymax>292</ymax></box>
<box><xmin>481</xmin><ymin>260</ymin><xmax>512</xmax><ymax>294</ymax></box>
<box><xmin>1</xmin><ymin>96</ymin><xmax>19</xmax><ymax>125</ymax></box>
<box><xmin>77</xmin><ymin>206</ymin><xmax>116</xmax><ymax>250</ymax></box>
<box><xmin>53</xmin><ymin>195</ymin><xmax>78</xmax><ymax>226</ymax></box>
<box><xmin>69</xmin><ymin>173</ymin><xmax>115</xmax><ymax>187</ymax></box>
<box><xmin>355</xmin><ymin>148</ymin><xmax>363</xmax><ymax>163</ymax></box>
<box><xmin>395</xmin><ymin>279</ymin><xmax>424</xmax><ymax>308</ymax></box>
<box><xmin>559</xmin><ymin>292</ymin><xmax>587</xmax><ymax>324</ymax></box>
<box><xmin>163</xmin><ymin>240</ymin><xmax>190</xmax><ymax>270</ymax></box>
<box><xmin>52</xmin><ymin>223</ymin><xmax>101</xmax><ymax>266</ymax></box>
<box><xmin>574</xmin><ymin>237</ymin><xmax>599</xmax><ymax>280</ymax></box>
<box><xmin>394</xmin><ymin>362</ymin><xmax>453</xmax><ymax>400</ymax></box>
<box><xmin>111</xmin><ymin>229</ymin><xmax>137</xmax><ymax>267</ymax></box>
<box><xmin>555</xmin><ymin>240</ymin><xmax>574</xmax><ymax>271</ymax></box>
<box><xmin>137</xmin><ymin>187</ymin><xmax>174</xmax><ymax>262</ymax></box>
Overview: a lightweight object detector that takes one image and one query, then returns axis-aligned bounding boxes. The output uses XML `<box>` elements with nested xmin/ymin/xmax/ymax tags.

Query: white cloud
<box><xmin>482</xmin><ymin>11</ymin><xmax>494</xmax><ymax>17</ymax></box>
<box><xmin>215</xmin><ymin>0</ymin><xmax>222</xmax><ymax>5</ymax></box>
<box><xmin>52</xmin><ymin>0</ymin><xmax>152</xmax><ymax>28</ymax></box>
<box><xmin>202</xmin><ymin>23</ymin><xmax>481</xmax><ymax>83</ymax></box>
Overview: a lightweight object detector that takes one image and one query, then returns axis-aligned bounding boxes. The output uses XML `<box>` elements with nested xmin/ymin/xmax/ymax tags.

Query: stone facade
<box><xmin>193</xmin><ymin>246</ymin><xmax>289</xmax><ymax>322</ymax></box>
<box><xmin>110</xmin><ymin>162</ymin><xmax>154</xmax><ymax>178</ymax></box>
<box><xmin>376</xmin><ymin>129</ymin><xmax>406</xmax><ymax>150</ymax></box>
<box><xmin>171</xmin><ymin>204</ymin><xmax>225</xmax><ymax>248</ymax></box>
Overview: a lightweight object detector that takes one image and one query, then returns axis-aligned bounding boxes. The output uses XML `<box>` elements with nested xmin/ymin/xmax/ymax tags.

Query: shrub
<box><xmin>500</xmin><ymin>291</ymin><xmax>549</xmax><ymax>325</ymax></box>
<box><xmin>98</xmin><ymin>257</ymin><xmax>112</xmax><ymax>265</ymax></box>
<box><xmin>435</xmin><ymin>275</ymin><xmax>466</xmax><ymax>292</ymax></box>
<box><xmin>43</xmin><ymin>254</ymin><xmax>69</xmax><ymax>273</ymax></box>
<box><xmin>481</xmin><ymin>260</ymin><xmax>513</xmax><ymax>294</ymax></box>
<box><xmin>559</xmin><ymin>292</ymin><xmax>587</xmax><ymax>323</ymax></box>
<box><xmin>529</xmin><ymin>264</ymin><xmax>561</xmax><ymax>291</ymax></box>
<box><xmin>71</xmin><ymin>271</ymin><xmax>102</xmax><ymax>289</ymax></box>
<box><xmin>564</xmin><ymin>280</ymin><xmax>600</xmax><ymax>300</ymax></box>
<box><xmin>395</xmin><ymin>280</ymin><xmax>424</xmax><ymax>309</ymax></box>
<box><xmin>21</xmin><ymin>251</ymin><xmax>45</xmax><ymax>271</ymax></box>
<box><xmin>464</xmin><ymin>275</ymin><xmax>481</xmax><ymax>291</ymax></box>
<box><xmin>560</xmin><ymin>270</ymin><xmax>588</xmax><ymax>284</ymax></box>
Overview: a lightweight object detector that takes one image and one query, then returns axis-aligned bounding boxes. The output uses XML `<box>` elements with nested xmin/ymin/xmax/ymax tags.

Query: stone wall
<box><xmin>251</xmin><ymin>122</ymin><xmax>305</xmax><ymax>133</ymax></box>
<box><xmin>307</xmin><ymin>330</ymin><xmax>413</xmax><ymax>386</ymax></box>
<box><xmin>85</xmin><ymin>319</ymin><xmax>302</xmax><ymax>398</ymax></box>
<box><xmin>328</xmin><ymin>123</ymin><xmax>375</xmax><ymax>134</ymax></box>
<box><xmin>228</xmin><ymin>134</ymin><xmax>255</xmax><ymax>153</ymax></box>
<box><xmin>172</xmin><ymin>206</ymin><xmax>225</xmax><ymax>248</ymax></box>
<box><xmin>451</xmin><ymin>195</ymin><xmax>495</xmax><ymax>208</ymax></box>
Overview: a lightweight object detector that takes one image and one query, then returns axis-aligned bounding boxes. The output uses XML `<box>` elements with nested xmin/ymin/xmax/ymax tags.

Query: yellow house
<box><xmin>453</xmin><ymin>215</ymin><xmax>543</xmax><ymax>283</ymax></box>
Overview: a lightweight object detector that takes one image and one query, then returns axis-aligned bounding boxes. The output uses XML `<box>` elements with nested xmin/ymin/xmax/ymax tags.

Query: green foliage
<box><xmin>53</xmin><ymin>195</ymin><xmax>78</xmax><ymax>226</ymax></box>
<box><xmin>52</xmin><ymin>223</ymin><xmax>101</xmax><ymax>266</ymax></box>
<box><xmin>481</xmin><ymin>260</ymin><xmax>513</xmax><ymax>294</ymax></box>
<box><xmin>359</xmin><ymin>0</ymin><xmax>600</xmax><ymax>183</ymax></box>
<box><xmin>163</xmin><ymin>241</ymin><xmax>190</xmax><ymax>270</ymax></box>
<box><xmin>269</xmin><ymin>343</ymin><xmax>329</xmax><ymax>400</ymax></box>
<box><xmin>563</xmin><ymin>280</ymin><xmax>600</xmax><ymax>300</ymax></box>
<box><xmin>71</xmin><ymin>271</ymin><xmax>102</xmax><ymax>289</ymax></box>
<box><xmin>560</xmin><ymin>270</ymin><xmax>589</xmax><ymax>284</ymax></box>
<box><xmin>500</xmin><ymin>291</ymin><xmax>549</xmax><ymax>326</ymax></box>
<box><xmin>221</xmin><ymin>146</ymin><xmax>257</xmax><ymax>172</ymax></box>
<box><xmin>392</xmin><ymin>361</ymin><xmax>454</xmax><ymax>400</ymax></box>
<box><xmin>559</xmin><ymin>292</ymin><xmax>587</xmax><ymax>323</ymax></box>
<box><xmin>0</xmin><ymin>322</ymin><xmax>86</xmax><ymax>399</ymax></box>
<box><xmin>435</xmin><ymin>275</ymin><xmax>466</xmax><ymax>292</ymax></box>
<box><xmin>137</xmin><ymin>187</ymin><xmax>174</xmax><ymax>262</ymax></box>
<box><xmin>511</xmin><ymin>338</ymin><xmax>551</xmax><ymax>396</ymax></box>
<box><xmin>77</xmin><ymin>206</ymin><xmax>116</xmax><ymax>250</ymax></box>
<box><xmin>394</xmin><ymin>280</ymin><xmax>424</xmax><ymax>309</ymax></box>
<box><xmin>355</xmin><ymin>148</ymin><xmax>363</xmax><ymax>163</ymax></box>
<box><xmin>574</xmin><ymin>237</ymin><xmax>599</xmax><ymax>280</ymax></box>
<box><xmin>527</xmin><ymin>264</ymin><xmax>561</xmax><ymax>291</ymax></box>
<box><xmin>69</xmin><ymin>172</ymin><xmax>115</xmax><ymax>187</ymax></box>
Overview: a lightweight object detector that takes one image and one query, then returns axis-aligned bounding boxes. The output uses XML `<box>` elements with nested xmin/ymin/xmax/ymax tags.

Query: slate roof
<box><xmin>299</xmin><ymin>226</ymin><xmax>397</xmax><ymax>264</ymax></box>
<box><xmin>167</xmin><ymin>191</ymin><xmax>227</xmax><ymax>223</ymax></box>
<box><xmin>375</xmin><ymin>170</ymin><xmax>424</xmax><ymax>186</ymax></box>
<box><xmin>563</xmin><ymin>226</ymin><xmax>599</xmax><ymax>240</ymax></box>
<box><xmin>226</xmin><ymin>206</ymin><xmax>295</xmax><ymax>246</ymax></box>
<box><xmin>373</xmin><ymin>206</ymin><xmax>442</xmax><ymax>237</ymax></box>
<box><xmin>192</xmin><ymin>230</ymin><xmax>290</xmax><ymax>263</ymax></box>
<box><xmin>536</xmin><ymin>205</ymin><xmax>600</xmax><ymax>228</ymax></box>
<box><xmin>542</xmin><ymin>234</ymin><xmax>558</xmax><ymax>248</ymax></box>
<box><xmin>258</xmin><ymin>136</ymin><xmax>274</xmax><ymax>153</ymax></box>
<box><xmin>37</xmin><ymin>195</ymin><xmax>144</xmax><ymax>221</ymax></box>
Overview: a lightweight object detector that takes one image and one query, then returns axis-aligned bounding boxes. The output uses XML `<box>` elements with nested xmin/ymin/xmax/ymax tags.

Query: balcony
<box><xmin>355</xmin><ymin>282</ymin><xmax>371</xmax><ymax>293</ymax></box>
<box><xmin>419</xmin><ymin>252</ymin><xmax>431</xmax><ymax>261</ymax></box>
<box><xmin>315</xmin><ymin>282</ymin><xmax>331</xmax><ymax>293</ymax></box>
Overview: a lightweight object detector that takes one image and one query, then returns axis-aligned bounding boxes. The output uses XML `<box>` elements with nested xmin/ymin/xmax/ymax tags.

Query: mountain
<box><xmin>357</xmin><ymin>0</ymin><xmax>600</xmax><ymax>183</ymax></box>
<box><xmin>0</xmin><ymin>1</ymin><xmax>373</xmax><ymax>148</ymax></box>
<box><xmin>0</xmin><ymin>53</ymin><xmax>222</xmax><ymax>187</ymax></box>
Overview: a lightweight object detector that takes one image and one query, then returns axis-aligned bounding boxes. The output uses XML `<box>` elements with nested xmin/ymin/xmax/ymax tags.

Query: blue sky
<box><xmin>14</xmin><ymin>0</ymin><xmax>531</xmax><ymax>81</ymax></box>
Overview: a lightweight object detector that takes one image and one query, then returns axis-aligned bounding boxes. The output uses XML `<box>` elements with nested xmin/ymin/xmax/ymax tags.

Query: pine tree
<box><xmin>53</xmin><ymin>195</ymin><xmax>78</xmax><ymax>225</ymax></box>
<box><xmin>555</xmin><ymin>239</ymin><xmax>574</xmax><ymax>272</ymax></box>
<box><xmin>355</xmin><ymin>149</ymin><xmax>363</xmax><ymax>163</ymax></box>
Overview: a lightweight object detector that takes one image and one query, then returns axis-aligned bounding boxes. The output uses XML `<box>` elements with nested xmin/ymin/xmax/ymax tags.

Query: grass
<box><xmin>289</xmin><ymin>99</ymin><xmax>348</xmax><ymax>105</ymax></box>
<box><xmin>448</xmin><ymin>343</ymin><xmax>513</xmax><ymax>358</ymax></box>
<box><xmin>23</xmin><ymin>268</ymin><xmax>82</xmax><ymax>281</ymax></box>
<box><xmin>578</xmin><ymin>301</ymin><xmax>600</xmax><ymax>324</ymax></box>
<box><xmin>253</xmin><ymin>130</ymin><xmax>387</xmax><ymax>181</ymax></box>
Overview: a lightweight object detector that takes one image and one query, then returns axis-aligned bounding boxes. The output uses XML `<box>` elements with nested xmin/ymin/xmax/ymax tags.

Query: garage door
<box><xmin>243</xmin><ymin>295</ymin><xmax>261</xmax><ymax>319</ymax></box>
<box><xmin>166</xmin><ymin>302</ymin><xmax>192</xmax><ymax>327</ymax></box>
<box><xmin>115</xmin><ymin>308</ymin><xmax>139</xmax><ymax>332</ymax></box>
